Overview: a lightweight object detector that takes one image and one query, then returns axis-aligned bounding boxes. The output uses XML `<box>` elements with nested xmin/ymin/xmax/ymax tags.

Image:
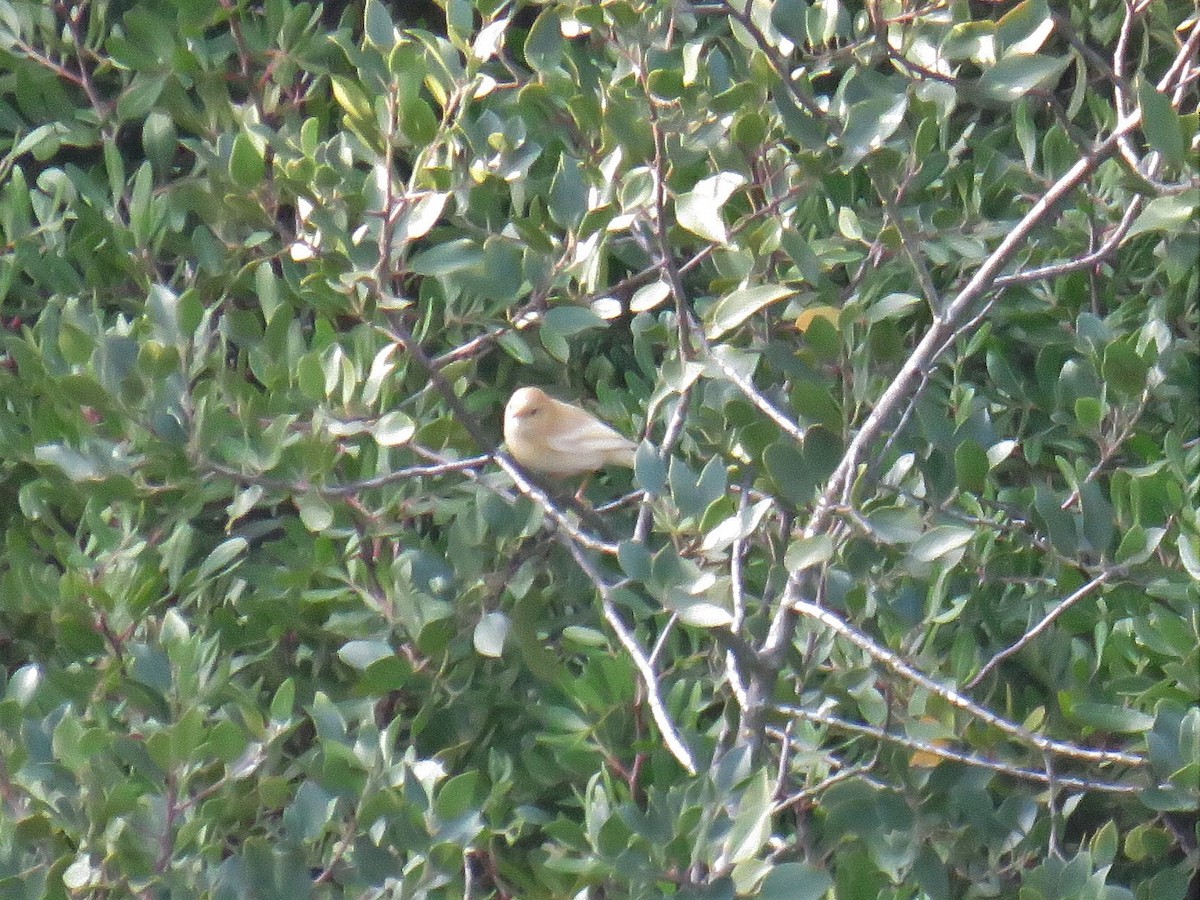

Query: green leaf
<box><xmin>63</xmin><ymin>857</ymin><xmax>96</xmax><ymax>891</ymax></box>
<box><xmin>1102</xmin><ymin>340</ymin><xmax>1150</xmax><ymax>399</ymax></box>
<box><xmin>373</xmin><ymin>410</ymin><xmax>416</xmax><ymax>446</ymax></box>
<box><xmin>197</xmin><ymin>537</ymin><xmax>248</xmax><ymax>582</ymax></box>
<box><xmin>331</xmin><ymin>74</ymin><xmax>372</xmax><ymax>122</ymax></box>
<box><xmin>1126</xmin><ymin>193</ymin><xmax>1198</xmax><ymax>240</ymax></box>
<box><xmin>473</xmin><ymin>612</ymin><xmax>510</xmax><ymax>658</ymax></box>
<box><xmin>953</xmin><ymin>439</ymin><xmax>988</xmax><ymax>493</ymax></box>
<box><xmin>867</xmin><ymin>292</ymin><xmax>921</xmax><ymax>324</ymax></box>
<box><xmin>1115</xmin><ymin>525</ymin><xmax>1165</xmax><ymax>566</ymax></box>
<box><xmin>1137</xmin><ymin>77</ymin><xmax>1186</xmax><ymax>167</ymax></box>
<box><xmin>1178</xmin><ymin>532</ymin><xmax>1200</xmax><ymax>581</ymax></box>
<box><xmin>618</xmin><ymin>540</ymin><xmax>654</xmax><ymax>582</ymax></box>
<box><xmin>763</xmin><ymin>441</ymin><xmax>819</xmax><ymax>507</ymax></box>
<box><xmin>780</xmin><ymin>230</ymin><xmax>825</xmax><ymax>284</ymax></box>
<box><xmin>909</xmin><ymin>526</ymin><xmax>973</xmax><ymax>564</ymax></box>
<box><xmin>1032</xmin><ymin>483</ymin><xmax>1077</xmax><ymax>556</ymax></box>
<box><xmin>541</xmin><ymin>327</ymin><xmax>569</xmax><ymax>363</ymax></box>
<box><xmin>549</xmin><ymin>154</ymin><xmax>586</xmax><ymax>228</ymax></box>
<box><xmin>57</xmin><ymin>324</ymin><xmax>94</xmax><ymax>366</ymax></box>
<box><xmin>758</xmin><ymin>862</ymin><xmax>833</xmax><ymax>900</ymax></box>
<box><xmin>400</xmin><ymin>97</ymin><xmax>439</xmax><ymax>144</ymax></box>
<box><xmin>676</xmin><ymin>171</ymin><xmax>745</xmax><ymax>244</ymax></box>
<box><xmin>524</xmin><ymin>8</ymin><xmax>564</xmax><ymax>72</ymax></box>
<box><xmin>838</xmin><ymin>206</ymin><xmax>864</xmax><ymax>242</ymax></box>
<box><xmin>702</xmin><ymin>498</ymin><xmax>772</xmax><ymax>553</ymax></box>
<box><xmin>296</xmin><ymin>493</ymin><xmax>334</xmax><ymax>532</ymax></box>
<box><xmin>1074</xmin><ymin>396</ymin><xmax>1103</xmax><ymax>431</ymax></box>
<box><xmin>1078</xmin><ymin>481</ymin><xmax>1114</xmax><ymax>555</ymax></box>
<box><xmin>770</xmin><ymin>0</ymin><xmax>809</xmax><ymax>45</ymax></box>
<box><xmin>802</xmin><ymin>426</ymin><xmax>843</xmax><ymax>483</ymax></box>
<box><xmin>774</xmin><ymin>76</ymin><xmax>827</xmax><ymax>151</ymax></box>
<box><xmin>987</xmin><ymin>440</ymin><xmax>1018</xmax><ymax>468</ymax></box>
<box><xmin>542</xmin><ymin>306</ymin><xmax>605</xmax><ymax>336</ymax></box>
<box><xmin>634</xmin><ymin>443</ymin><xmax>668</xmax><ymax>496</ymax></box>
<box><xmin>942</xmin><ymin>20</ymin><xmax>995</xmax><ymax>61</ymax></box>
<box><xmin>409</xmin><ymin>239</ymin><xmax>485</xmax><ymax>276</ymax></box>
<box><xmin>839</xmin><ymin>93</ymin><xmax>907</xmax><ymax>168</ymax></box>
<box><xmin>996</xmin><ymin>0</ymin><xmax>1053</xmax><ymax>56</ymax></box>
<box><xmin>1139</xmin><ymin>785</ymin><xmax>1199</xmax><ymax>812</ymax></box>
<box><xmin>230</xmin><ymin>131</ymin><xmax>264</xmax><ymax>189</ymax></box>
<box><xmin>397</xmin><ymin>191</ymin><xmax>447</xmax><ymax>241</ymax></box>
<box><xmin>539</xmin><ymin>307</ymin><xmax>605</xmax><ymax>363</ymax></box>
<box><xmin>497</xmin><ymin>331</ymin><xmax>534</xmax><ymax>364</ymax></box>
<box><xmin>7</xmin><ymin>664</ymin><xmax>42</xmax><ymax>706</ymax></box>
<box><xmin>665</xmin><ymin>594</ymin><xmax>734</xmax><ymax>629</ymax></box>
<box><xmin>630</xmin><ymin>279</ymin><xmax>672</xmax><ymax>313</ymax></box>
<box><xmin>706</xmin><ymin>284</ymin><xmax>794</xmax><ymax>339</ymax></box>
<box><xmin>283</xmin><ymin>781</ymin><xmax>336</xmax><ymax>843</ymax></box>
<box><xmin>1014</xmin><ymin>99</ymin><xmax>1037</xmax><ymax>168</ymax></box>
<box><xmin>34</xmin><ymin>443</ymin><xmax>101</xmax><ymax>481</ymax></box>
<box><xmin>1064</xmin><ymin>700</ymin><xmax>1154</xmax><ymax>733</ymax></box>
<box><xmin>435</xmin><ymin>771</ymin><xmax>485</xmax><ymax>821</ymax></box>
<box><xmin>297</xmin><ymin>351</ymin><xmax>325</xmax><ymax>400</ymax></box>
<box><xmin>785</xmin><ymin>535</ymin><xmax>834</xmax><ymax>573</ymax></box>
<box><xmin>648</xmin><ymin>65</ymin><xmax>684</xmax><ymax>101</ymax></box>
<box><xmin>364</xmin><ymin>0</ymin><xmax>396</xmax><ymax>50</ymax></box>
<box><xmin>725</xmin><ymin>770</ymin><xmax>771</xmax><ymax>863</ymax></box>
<box><xmin>338</xmin><ymin>640</ymin><xmax>394</xmax><ymax>670</ymax></box>
<box><xmin>129</xmin><ymin>160</ymin><xmax>155</xmax><ymax>246</ymax></box>
<box><xmin>977</xmin><ymin>54</ymin><xmax>1070</xmax><ymax>102</ymax></box>
<box><xmin>669</xmin><ymin>456</ymin><xmax>728</xmax><ymax>519</ymax></box>
<box><xmin>561</xmin><ymin>626</ymin><xmax>608</xmax><ymax>648</ymax></box>
<box><xmin>270</xmin><ymin>679</ymin><xmax>296</xmax><ymax>720</ymax></box>
<box><xmin>1124</xmin><ymin>823</ymin><xmax>1173</xmax><ymax>861</ymax></box>
<box><xmin>117</xmin><ymin>72</ymin><xmax>167</xmax><ymax>122</ymax></box>
<box><xmin>866</xmin><ymin>506</ymin><xmax>923</xmax><ymax>544</ymax></box>
<box><xmin>473</xmin><ymin>18</ymin><xmax>509</xmax><ymax>61</ymax></box>
<box><xmin>1090</xmin><ymin>819</ymin><xmax>1119</xmax><ymax>868</ymax></box>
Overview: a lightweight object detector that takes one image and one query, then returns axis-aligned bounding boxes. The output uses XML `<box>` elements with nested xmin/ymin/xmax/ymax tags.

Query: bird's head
<box><xmin>507</xmin><ymin>386</ymin><xmax>550</xmax><ymax>422</ymax></box>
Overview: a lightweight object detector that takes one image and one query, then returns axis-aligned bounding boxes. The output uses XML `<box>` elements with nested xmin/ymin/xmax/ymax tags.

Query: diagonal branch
<box><xmin>556</xmin><ymin>533</ymin><xmax>699</xmax><ymax>775</ymax></box>
<box><xmin>768</xmin><ymin>712</ymin><xmax>1148</xmax><ymax>796</ymax></box>
<box><xmin>815</xmin><ymin>111</ymin><xmax>1143</xmax><ymax>516</ymax></box>
<box><xmin>966</xmin><ymin>568</ymin><xmax>1117</xmax><ymax>690</ymax></box>
<box><xmin>788</xmin><ymin>597</ymin><xmax>1144</xmax><ymax>768</ymax></box>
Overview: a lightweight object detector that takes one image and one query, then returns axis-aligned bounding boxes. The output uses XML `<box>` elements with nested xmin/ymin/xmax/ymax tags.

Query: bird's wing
<box><xmin>543</xmin><ymin>414</ymin><xmax>635</xmax><ymax>455</ymax></box>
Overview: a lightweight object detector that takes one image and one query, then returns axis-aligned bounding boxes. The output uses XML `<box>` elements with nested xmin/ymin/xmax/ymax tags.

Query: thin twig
<box><xmin>558</xmin><ymin>536</ymin><xmax>699</xmax><ymax>775</ymax></box>
<box><xmin>789</xmin><ymin>597</ymin><xmax>1143</xmax><ymax>767</ymax></box>
<box><xmin>966</xmin><ymin>569</ymin><xmax>1117</xmax><ymax>690</ymax></box>
<box><xmin>818</xmin><ymin>111</ymin><xmax>1143</xmax><ymax>514</ymax></box>
<box><xmin>768</xmin><ymin>712</ymin><xmax>1146</xmax><ymax>796</ymax></box>
<box><xmin>726</xmin><ymin>474</ymin><xmax>753</xmax><ymax>712</ymax></box>
<box><xmin>493</xmin><ymin>455</ymin><xmax>620</xmax><ymax>556</ymax></box>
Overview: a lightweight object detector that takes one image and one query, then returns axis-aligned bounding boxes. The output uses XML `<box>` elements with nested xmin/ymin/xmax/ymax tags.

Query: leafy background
<box><xmin>0</xmin><ymin>0</ymin><xmax>1197</xmax><ymax>897</ymax></box>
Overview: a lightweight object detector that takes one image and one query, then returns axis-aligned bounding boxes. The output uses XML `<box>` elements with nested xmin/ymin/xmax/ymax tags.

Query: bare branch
<box><xmin>768</xmin><ymin>712</ymin><xmax>1147</xmax><ymax>796</ymax></box>
<box><xmin>788</xmin><ymin>597</ymin><xmax>1144</xmax><ymax>767</ymax></box>
<box><xmin>966</xmin><ymin>568</ymin><xmax>1117</xmax><ymax>690</ymax></box>
<box><xmin>558</xmin><ymin>536</ymin><xmax>699</xmax><ymax>776</ymax></box>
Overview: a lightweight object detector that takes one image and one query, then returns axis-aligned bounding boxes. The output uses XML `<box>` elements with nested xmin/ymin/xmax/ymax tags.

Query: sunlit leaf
<box><xmin>676</xmin><ymin>171</ymin><xmax>745</xmax><ymax>244</ymax></box>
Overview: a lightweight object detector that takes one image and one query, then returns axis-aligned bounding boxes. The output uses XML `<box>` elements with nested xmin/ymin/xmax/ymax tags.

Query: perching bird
<box><xmin>503</xmin><ymin>387</ymin><xmax>638</xmax><ymax>477</ymax></box>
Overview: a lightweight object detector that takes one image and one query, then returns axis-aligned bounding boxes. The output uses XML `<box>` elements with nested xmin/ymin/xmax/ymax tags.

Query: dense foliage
<box><xmin>0</xmin><ymin>0</ymin><xmax>1197</xmax><ymax>896</ymax></box>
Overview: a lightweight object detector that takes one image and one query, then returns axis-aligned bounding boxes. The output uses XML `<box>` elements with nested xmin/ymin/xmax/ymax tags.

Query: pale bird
<box><xmin>503</xmin><ymin>387</ymin><xmax>638</xmax><ymax>477</ymax></box>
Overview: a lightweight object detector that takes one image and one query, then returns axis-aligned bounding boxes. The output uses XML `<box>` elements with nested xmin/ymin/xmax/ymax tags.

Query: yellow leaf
<box><xmin>909</xmin><ymin>715</ymin><xmax>953</xmax><ymax>768</ymax></box>
<box><xmin>795</xmin><ymin>305</ymin><xmax>840</xmax><ymax>332</ymax></box>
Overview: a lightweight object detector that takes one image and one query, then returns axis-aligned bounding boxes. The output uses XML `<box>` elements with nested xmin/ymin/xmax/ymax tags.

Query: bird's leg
<box><xmin>573</xmin><ymin>473</ymin><xmax>594</xmax><ymax>504</ymax></box>
<box><xmin>526</xmin><ymin>471</ymin><xmax>611</xmax><ymax>536</ymax></box>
